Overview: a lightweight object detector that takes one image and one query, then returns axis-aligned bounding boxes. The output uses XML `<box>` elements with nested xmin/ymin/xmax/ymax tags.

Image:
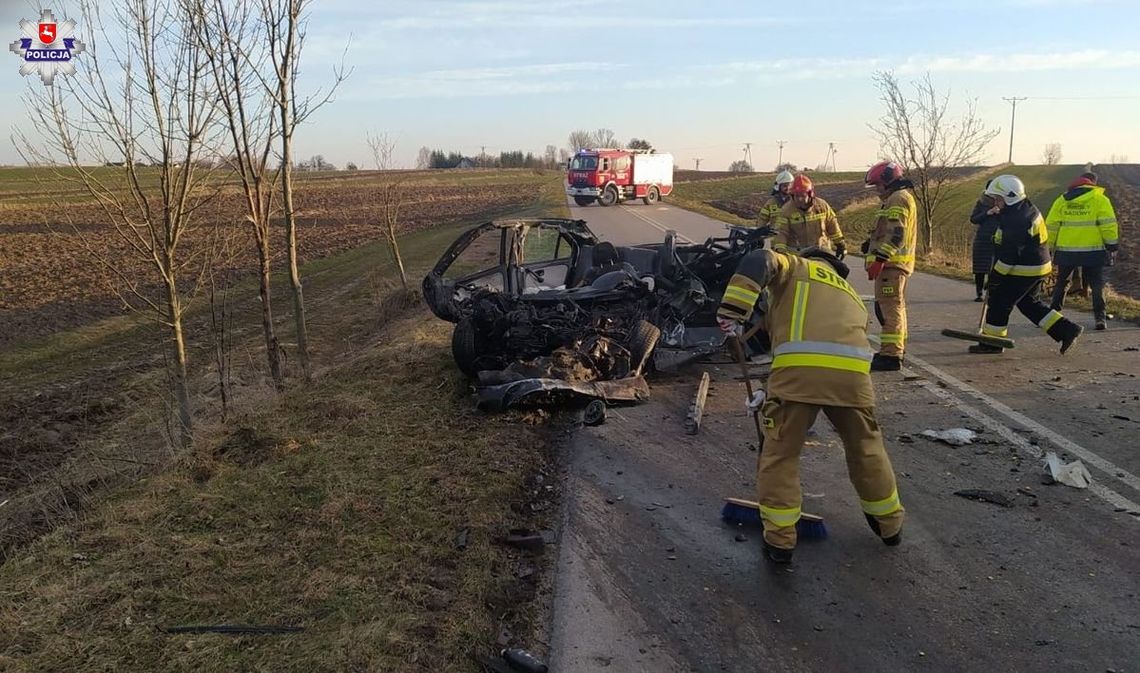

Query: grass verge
<box><xmin>0</xmin><ymin>172</ymin><xmax>570</xmax><ymax>671</ymax></box>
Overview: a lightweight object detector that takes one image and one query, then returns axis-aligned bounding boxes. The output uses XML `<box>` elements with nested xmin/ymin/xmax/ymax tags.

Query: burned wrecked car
<box><xmin>422</xmin><ymin>218</ymin><xmax>770</xmax><ymax>409</ymax></box>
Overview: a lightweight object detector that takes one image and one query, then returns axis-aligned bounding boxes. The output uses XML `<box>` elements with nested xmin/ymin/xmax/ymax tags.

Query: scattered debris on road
<box><xmin>920</xmin><ymin>428</ymin><xmax>978</xmax><ymax>446</ymax></box>
<box><xmin>583</xmin><ymin>399</ymin><xmax>607</xmax><ymax>426</ymax></box>
<box><xmin>954</xmin><ymin>489</ymin><xmax>1015</xmax><ymax>507</ymax></box>
<box><xmin>1043</xmin><ymin>452</ymin><xmax>1092</xmax><ymax>489</ymax></box>
<box><xmin>683</xmin><ymin>371</ymin><xmax>711</xmax><ymax>435</ymax></box>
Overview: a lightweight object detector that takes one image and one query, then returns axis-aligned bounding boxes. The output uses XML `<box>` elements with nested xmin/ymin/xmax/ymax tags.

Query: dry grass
<box><xmin>0</xmin><ymin>172</ymin><xmax>571</xmax><ymax>672</ymax></box>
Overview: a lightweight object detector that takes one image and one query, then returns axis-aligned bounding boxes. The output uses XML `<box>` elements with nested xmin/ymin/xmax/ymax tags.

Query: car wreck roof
<box><xmin>489</xmin><ymin>217</ymin><xmax>591</xmax><ymax>231</ymax></box>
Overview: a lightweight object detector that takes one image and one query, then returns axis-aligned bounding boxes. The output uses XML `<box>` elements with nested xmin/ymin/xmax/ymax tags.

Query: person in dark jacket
<box><xmin>968</xmin><ymin>175</ymin><xmax>1083</xmax><ymax>355</ymax></box>
<box><xmin>969</xmin><ymin>180</ymin><xmax>1001</xmax><ymax>301</ymax></box>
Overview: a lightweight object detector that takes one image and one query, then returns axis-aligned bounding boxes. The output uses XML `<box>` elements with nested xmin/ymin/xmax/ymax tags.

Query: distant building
<box><xmin>455</xmin><ymin>157</ymin><xmax>476</xmax><ymax>169</ymax></box>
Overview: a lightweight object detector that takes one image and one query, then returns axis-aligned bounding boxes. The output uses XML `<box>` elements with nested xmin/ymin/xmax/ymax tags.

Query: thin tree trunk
<box><xmin>257</xmin><ymin>237</ymin><xmax>283</xmax><ymax>388</ymax></box>
<box><xmin>281</xmin><ymin>128</ymin><xmax>309</xmax><ymax>380</ymax></box>
<box><xmin>390</xmin><ymin>233</ymin><xmax>409</xmax><ymax>289</ymax></box>
<box><xmin>166</xmin><ymin>282</ymin><xmax>193</xmax><ymax>449</ymax></box>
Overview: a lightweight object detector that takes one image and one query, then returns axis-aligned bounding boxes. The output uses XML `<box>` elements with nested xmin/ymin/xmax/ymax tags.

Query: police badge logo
<box><xmin>9</xmin><ymin>9</ymin><xmax>85</xmax><ymax>85</ymax></box>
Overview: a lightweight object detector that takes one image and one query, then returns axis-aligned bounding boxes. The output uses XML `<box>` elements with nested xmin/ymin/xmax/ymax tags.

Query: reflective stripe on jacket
<box><xmin>757</xmin><ymin>195</ymin><xmax>787</xmax><ymax>227</ymax></box>
<box><xmin>717</xmin><ymin>250</ymin><xmax>874</xmax><ymax>407</ymax></box>
<box><xmin>1046</xmin><ymin>186</ymin><xmax>1119</xmax><ymax>266</ymax></box>
<box><xmin>867</xmin><ymin>188</ymin><xmax>917</xmax><ymax>273</ymax></box>
<box><xmin>993</xmin><ymin>200</ymin><xmax>1052</xmax><ymax>277</ymax></box>
<box><xmin>772</xmin><ymin>197</ymin><xmax>843</xmax><ymax>254</ymax></box>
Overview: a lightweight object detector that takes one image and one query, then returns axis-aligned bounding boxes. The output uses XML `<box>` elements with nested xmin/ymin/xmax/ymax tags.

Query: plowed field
<box><xmin>1095</xmin><ymin>165</ymin><xmax>1140</xmax><ymax>300</ymax></box>
<box><xmin>0</xmin><ymin>170</ymin><xmax>550</xmax><ymax>348</ymax></box>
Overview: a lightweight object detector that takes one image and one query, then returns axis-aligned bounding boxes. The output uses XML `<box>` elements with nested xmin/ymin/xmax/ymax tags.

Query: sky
<box><xmin>1</xmin><ymin>0</ymin><xmax>1139</xmax><ymax>171</ymax></box>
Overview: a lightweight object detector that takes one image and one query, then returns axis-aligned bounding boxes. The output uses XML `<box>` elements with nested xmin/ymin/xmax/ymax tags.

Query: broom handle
<box><xmin>729</xmin><ymin>335</ymin><xmax>765</xmax><ymax>449</ymax></box>
<box><xmin>978</xmin><ymin>287</ymin><xmax>988</xmax><ymax>332</ymax></box>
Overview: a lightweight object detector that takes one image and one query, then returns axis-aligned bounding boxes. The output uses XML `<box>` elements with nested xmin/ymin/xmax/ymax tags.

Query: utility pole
<box><xmin>1002</xmin><ymin>96</ymin><xmax>1027</xmax><ymax>163</ymax></box>
<box><xmin>742</xmin><ymin>142</ymin><xmax>753</xmax><ymax>170</ymax></box>
<box><xmin>694</xmin><ymin>158</ymin><xmax>702</xmax><ymax>171</ymax></box>
<box><xmin>776</xmin><ymin>140</ymin><xmax>786</xmax><ymax>169</ymax></box>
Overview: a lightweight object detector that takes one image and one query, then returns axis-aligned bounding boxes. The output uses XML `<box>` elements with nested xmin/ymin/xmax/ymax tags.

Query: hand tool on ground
<box><xmin>939</xmin><ymin>287</ymin><xmax>1016</xmax><ymax>349</ymax></box>
<box><xmin>720</xmin><ymin>335</ymin><xmax>827</xmax><ymax>539</ymax></box>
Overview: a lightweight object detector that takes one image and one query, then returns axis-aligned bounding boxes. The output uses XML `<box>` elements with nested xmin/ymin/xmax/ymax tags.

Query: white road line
<box><xmin>898</xmin><ymin>359</ymin><xmax>1140</xmax><ymax>515</ymax></box>
<box><xmin>618</xmin><ymin>205</ymin><xmax>694</xmax><ymax>243</ymax></box>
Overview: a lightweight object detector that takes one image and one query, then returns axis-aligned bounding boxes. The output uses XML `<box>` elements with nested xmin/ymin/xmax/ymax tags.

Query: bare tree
<box><xmin>17</xmin><ymin>0</ymin><xmax>224</xmax><ymax>448</ymax></box>
<box><xmin>558</xmin><ymin>147</ymin><xmax>570</xmax><ymax>165</ymax></box>
<box><xmin>628</xmin><ymin>138</ymin><xmax>652</xmax><ymax>150</ymax></box>
<box><xmin>728</xmin><ymin>160</ymin><xmax>753</xmax><ymax>173</ymax></box>
<box><xmin>567</xmin><ymin>129</ymin><xmax>594</xmax><ymax>152</ymax></box>
<box><xmin>594</xmin><ymin>128</ymin><xmax>618</xmax><ymax>148</ymax></box>
<box><xmin>187</xmin><ymin>0</ymin><xmax>286</xmax><ymax>389</ymax></box>
<box><xmin>1042</xmin><ymin>143</ymin><xmax>1062</xmax><ymax>165</ymax></box>
<box><xmin>415</xmin><ymin>145</ymin><xmax>432</xmax><ymax>169</ymax></box>
<box><xmin>377</xmin><ymin>177</ymin><xmax>409</xmax><ymax>288</ymax></box>
<box><xmin>870</xmin><ymin>71</ymin><xmax>999</xmax><ymax>254</ymax></box>
<box><xmin>262</xmin><ymin>0</ymin><xmax>349</xmax><ymax>381</ymax></box>
<box><xmin>366</xmin><ymin>131</ymin><xmax>396</xmax><ymax>170</ymax></box>
<box><xmin>543</xmin><ymin>144</ymin><xmax>557</xmax><ymax>168</ymax></box>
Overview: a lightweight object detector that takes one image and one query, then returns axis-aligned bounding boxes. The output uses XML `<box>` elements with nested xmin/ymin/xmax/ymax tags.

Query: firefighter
<box><xmin>862</xmin><ymin>161</ymin><xmax>917</xmax><ymax>372</ymax></box>
<box><xmin>771</xmin><ymin>174</ymin><xmax>846</xmax><ymax>258</ymax></box>
<box><xmin>968</xmin><ymin>175</ymin><xmax>1084</xmax><ymax>354</ymax></box>
<box><xmin>716</xmin><ymin>247</ymin><xmax>905</xmax><ymax>564</ymax></box>
<box><xmin>757</xmin><ymin>170</ymin><xmax>795</xmax><ymax>228</ymax></box>
<box><xmin>1046</xmin><ymin>171</ymin><xmax>1120</xmax><ymax>330</ymax></box>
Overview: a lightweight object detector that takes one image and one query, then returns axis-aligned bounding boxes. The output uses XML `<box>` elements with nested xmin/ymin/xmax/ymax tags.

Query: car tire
<box><xmin>642</xmin><ymin>186</ymin><xmax>659</xmax><ymax>206</ymax></box>
<box><xmin>573</xmin><ymin>196</ymin><xmax>594</xmax><ymax>206</ymax></box>
<box><xmin>598</xmin><ymin>185</ymin><xmax>618</xmax><ymax>207</ymax></box>
<box><xmin>451</xmin><ymin>318</ymin><xmax>480</xmax><ymax>377</ymax></box>
<box><xmin>627</xmin><ymin>320</ymin><xmax>661</xmax><ymax>376</ymax></box>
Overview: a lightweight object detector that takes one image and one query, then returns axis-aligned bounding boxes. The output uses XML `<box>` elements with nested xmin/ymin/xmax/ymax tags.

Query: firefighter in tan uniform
<box><xmin>862</xmin><ymin>161</ymin><xmax>918</xmax><ymax>371</ymax></box>
<box><xmin>716</xmin><ymin>247</ymin><xmax>905</xmax><ymax>564</ymax></box>
<box><xmin>757</xmin><ymin>170</ymin><xmax>794</xmax><ymax>228</ymax></box>
<box><xmin>772</xmin><ymin>174</ymin><xmax>847</xmax><ymax>257</ymax></box>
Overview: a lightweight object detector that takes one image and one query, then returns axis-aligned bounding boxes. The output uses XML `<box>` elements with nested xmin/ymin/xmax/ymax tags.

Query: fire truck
<box><xmin>566</xmin><ymin>148</ymin><xmax>674</xmax><ymax>207</ymax></box>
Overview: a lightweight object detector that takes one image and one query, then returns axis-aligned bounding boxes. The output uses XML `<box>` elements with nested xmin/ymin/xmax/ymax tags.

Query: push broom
<box><xmin>940</xmin><ymin>288</ymin><xmax>1016</xmax><ymax>349</ymax></box>
<box><xmin>720</xmin><ymin>335</ymin><xmax>827</xmax><ymax>539</ymax></box>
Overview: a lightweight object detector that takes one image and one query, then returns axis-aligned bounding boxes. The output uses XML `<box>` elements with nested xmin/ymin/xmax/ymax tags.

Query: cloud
<box><xmin>359</xmin><ymin>61</ymin><xmax>622</xmax><ymax>99</ymax></box>
<box><xmin>347</xmin><ymin>49</ymin><xmax>1140</xmax><ymax>101</ymax></box>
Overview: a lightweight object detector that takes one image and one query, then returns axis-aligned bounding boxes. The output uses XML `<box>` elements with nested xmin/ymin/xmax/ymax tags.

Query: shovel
<box><xmin>940</xmin><ymin>288</ymin><xmax>1016</xmax><ymax>349</ymax></box>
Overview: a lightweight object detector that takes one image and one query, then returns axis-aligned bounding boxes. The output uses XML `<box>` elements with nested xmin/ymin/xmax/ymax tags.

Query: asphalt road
<box><xmin>546</xmin><ymin>196</ymin><xmax>1140</xmax><ymax>672</ymax></box>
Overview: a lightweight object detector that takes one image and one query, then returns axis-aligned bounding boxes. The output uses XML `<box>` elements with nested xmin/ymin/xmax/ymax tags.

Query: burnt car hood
<box><xmin>422</xmin><ymin>218</ymin><xmax>598</xmax><ymax>323</ymax></box>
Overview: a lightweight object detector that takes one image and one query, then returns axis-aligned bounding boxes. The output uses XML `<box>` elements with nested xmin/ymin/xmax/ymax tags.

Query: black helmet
<box><xmin>800</xmin><ymin>246</ymin><xmax>850</xmax><ymax>279</ymax></box>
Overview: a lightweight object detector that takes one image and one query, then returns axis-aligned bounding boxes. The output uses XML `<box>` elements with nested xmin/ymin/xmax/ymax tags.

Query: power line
<box><xmin>1002</xmin><ymin>96</ymin><xmax>1027</xmax><ymax>164</ymax></box>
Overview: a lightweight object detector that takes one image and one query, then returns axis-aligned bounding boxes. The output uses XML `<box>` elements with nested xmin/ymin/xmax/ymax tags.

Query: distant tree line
<box><xmin>414</xmin><ymin>146</ymin><xmax>566</xmax><ymax>170</ymax></box>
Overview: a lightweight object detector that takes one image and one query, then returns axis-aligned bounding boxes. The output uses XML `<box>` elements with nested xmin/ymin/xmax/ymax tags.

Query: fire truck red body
<box><xmin>566</xmin><ymin>148</ymin><xmax>674</xmax><ymax>207</ymax></box>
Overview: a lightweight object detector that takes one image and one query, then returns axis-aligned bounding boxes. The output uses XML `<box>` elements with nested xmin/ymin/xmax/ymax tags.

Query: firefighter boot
<box><xmin>1047</xmin><ymin>318</ymin><xmax>1084</xmax><ymax>355</ymax></box>
<box><xmin>1095</xmin><ymin>313</ymin><xmax>1107</xmax><ymax>331</ymax></box>
<box><xmin>870</xmin><ymin>353</ymin><xmax>902</xmax><ymax>371</ymax></box>
<box><xmin>865</xmin><ymin>514</ymin><xmax>902</xmax><ymax>546</ymax></box>
<box><xmin>762</xmin><ymin>540</ymin><xmax>794</xmax><ymax>565</ymax></box>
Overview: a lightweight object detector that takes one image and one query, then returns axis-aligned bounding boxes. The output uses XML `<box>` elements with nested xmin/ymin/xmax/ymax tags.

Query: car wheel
<box><xmin>573</xmin><ymin>196</ymin><xmax>594</xmax><ymax>206</ymax></box>
<box><xmin>627</xmin><ymin>320</ymin><xmax>661</xmax><ymax>376</ymax></box>
<box><xmin>451</xmin><ymin>318</ymin><xmax>480</xmax><ymax>376</ymax></box>
<box><xmin>642</xmin><ymin>186</ymin><xmax>659</xmax><ymax>206</ymax></box>
<box><xmin>598</xmin><ymin>185</ymin><xmax>618</xmax><ymax>207</ymax></box>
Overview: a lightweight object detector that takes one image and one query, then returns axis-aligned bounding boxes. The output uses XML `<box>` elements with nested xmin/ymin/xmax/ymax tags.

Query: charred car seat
<box><xmin>581</xmin><ymin>242</ymin><xmax>638</xmax><ymax>287</ymax></box>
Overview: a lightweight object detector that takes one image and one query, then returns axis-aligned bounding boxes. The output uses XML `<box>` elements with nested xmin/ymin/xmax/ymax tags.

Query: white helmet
<box><xmin>775</xmin><ymin>170</ymin><xmax>794</xmax><ymax>186</ymax></box>
<box><xmin>985</xmin><ymin>174</ymin><xmax>1027</xmax><ymax>205</ymax></box>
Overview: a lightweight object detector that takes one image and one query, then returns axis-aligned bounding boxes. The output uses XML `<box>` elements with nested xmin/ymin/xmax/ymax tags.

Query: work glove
<box><xmin>717</xmin><ymin>316</ymin><xmax>742</xmax><ymax>337</ymax></box>
<box><xmin>867</xmin><ymin>259</ymin><xmax>886</xmax><ymax>281</ymax></box>
<box><xmin>1107</xmin><ymin>250</ymin><xmax>1117</xmax><ymax>267</ymax></box>
<box><xmin>834</xmin><ymin>241</ymin><xmax>847</xmax><ymax>260</ymax></box>
<box><xmin>745</xmin><ymin>388</ymin><xmax>767</xmax><ymax>413</ymax></box>
<box><xmin>860</xmin><ymin>239</ymin><xmax>871</xmax><ymax>255</ymax></box>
